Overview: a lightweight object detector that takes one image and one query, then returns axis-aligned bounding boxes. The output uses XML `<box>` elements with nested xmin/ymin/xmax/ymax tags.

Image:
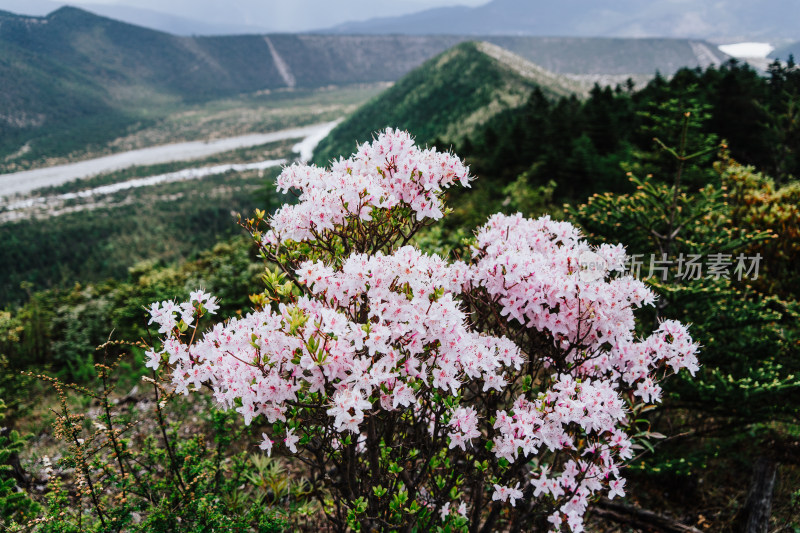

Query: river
<box><xmin>0</xmin><ymin>120</ymin><xmax>339</xmax><ymax>200</ymax></box>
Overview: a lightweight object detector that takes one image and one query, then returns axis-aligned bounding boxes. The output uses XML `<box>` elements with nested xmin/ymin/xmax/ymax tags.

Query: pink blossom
<box><xmin>492</xmin><ymin>483</ymin><xmax>523</xmax><ymax>507</ymax></box>
<box><xmin>144</xmin><ymin>350</ymin><xmax>160</xmax><ymax>370</ymax></box>
<box><xmin>259</xmin><ymin>433</ymin><xmax>273</xmax><ymax>456</ymax></box>
<box><xmin>284</xmin><ymin>428</ymin><xmax>300</xmax><ymax>454</ymax></box>
<box><xmin>608</xmin><ymin>478</ymin><xmax>626</xmax><ymax>500</ymax></box>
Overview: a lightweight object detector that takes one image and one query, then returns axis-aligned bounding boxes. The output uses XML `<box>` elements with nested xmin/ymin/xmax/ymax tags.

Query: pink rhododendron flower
<box><xmin>492</xmin><ymin>483</ymin><xmax>524</xmax><ymax>507</ymax></box>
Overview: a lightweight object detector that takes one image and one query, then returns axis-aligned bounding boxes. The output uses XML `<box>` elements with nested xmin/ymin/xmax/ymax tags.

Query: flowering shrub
<box><xmin>144</xmin><ymin>129</ymin><xmax>698</xmax><ymax>532</ymax></box>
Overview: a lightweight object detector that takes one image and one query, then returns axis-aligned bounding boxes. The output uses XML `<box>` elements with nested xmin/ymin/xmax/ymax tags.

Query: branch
<box><xmin>592</xmin><ymin>499</ymin><xmax>703</xmax><ymax>533</ymax></box>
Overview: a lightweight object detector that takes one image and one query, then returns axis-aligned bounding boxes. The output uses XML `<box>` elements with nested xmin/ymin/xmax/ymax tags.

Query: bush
<box><xmin>144</xmin><ymin>129</ymin><xmax>698</xmax><ymax>532</ymax></box>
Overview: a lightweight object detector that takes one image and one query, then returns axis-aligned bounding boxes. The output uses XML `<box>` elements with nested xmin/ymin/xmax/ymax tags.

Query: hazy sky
<box><xmin>0</xmin><ymin>0</ymin><xmax>489</xmax><ymax>31</ymax></box>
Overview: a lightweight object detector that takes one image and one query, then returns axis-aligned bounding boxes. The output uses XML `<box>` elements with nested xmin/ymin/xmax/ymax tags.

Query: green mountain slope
<box><xmin>0</xmin><ymin>8</ymin><xmax>460</xmax><ymax>162</ymax></box>
<box><xmin>0</xmin><ymin>8</ymin><xmax>284</xmax><ymax>102</ymax></box>
<box><xmin>312</xmin><ymin>41</ymin><xmax>584</xmax><ymax>165</ymax></box>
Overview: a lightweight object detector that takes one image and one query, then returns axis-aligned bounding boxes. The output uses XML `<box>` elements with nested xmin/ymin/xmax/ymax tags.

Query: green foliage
<box><xmin>634</xmin><ymin>62</ymin><xmax>795</xmax><ymax>181</ymax></box>
<box><xmin>447</xmin><ymin>84</ymin><xmax>635</xmax><ymax>204</ymax></box>
<box><xmin>0</xmin><ymin>236</ymin><xmax>264</xmax><ymax>382</ymax></box>
<box><xmin>0</xmin><ymin>167</ymin><xmax>280</xmax><ymax>307</ymax></box>
<box><xmin>501</xmin><ymin>174</ymin><xmax>559</xmax><ymax>219</ymax></box>
<box><xmin>574</xmin><ymin>170</ymin><xmax>745</xmax><ymax>261</ymax></box>
<box><xmin>571</xmin><ymin>113</ymin><xmax>800</xmax><ymax>481</ymax></box>
<box><xmin>25</xmin><ymin>351</ymin><xmax>298</xmax><ymax>532</ymax></box>
<box><xmin>0</xmin><ymin>400</ymin><xmax>39</xmax><ymax>528</ymax></box>
<box><xmin>631</xmin><ymin>82</ymin><xmax>718</xmax><ymax>190</ymax></box>
<box><xmin>719</xmin><ymin>153</ymin><xmax>800</xmax><ymax>298</ymax></box>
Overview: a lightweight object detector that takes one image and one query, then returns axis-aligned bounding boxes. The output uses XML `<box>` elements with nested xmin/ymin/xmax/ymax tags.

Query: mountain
<box><xmin>0</xmin><ymin>0</ymin><xmax>271</xmax><ymax>35</ymax></box>
<box><xmin>770</xmin><ymin>41</ymin><xmax>800</xmax><ymax>61</ymax></box>
<box><xmin>0</xmin><ymin>6</ymin><xmax>729</xmax><ymax>163</ymax></box>
<box><xmin>312</xmin><ymin>41</ymin><xmax>581</xmax><ymax>165</ymax></box>
<box><xmin>62</xmin><ymin>3</ymin><xmax>273</xmax><ymax>36</ymax></box>
<box><xmin>0</xmin><ymin>7</ymin><xmax>459</xmax><ymax>160</ymax></box>
<box><xmin>324</xmin><ymin>0</ymin><xmax>800</xmax><ymax>42</ymax></box>
<box><xmin>473</xmin><ymin>36</ymin><xmax>725</xmax><ymax>77</ymax></box>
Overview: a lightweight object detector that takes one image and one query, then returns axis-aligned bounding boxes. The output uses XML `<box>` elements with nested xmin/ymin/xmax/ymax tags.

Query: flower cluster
<box><xmin>470</xmin><ymin>213</ymin><xmax>650</xmax><ymax>353</ymax></box>
<box><xmin>265</xmin><ymin>128</ymin><xmax>470</xmax><ymax>245</ymax></box>
<box><xmin>470</xmin><ymin>213</ymin><xmax>698</xmax><ymax>400</ymax></box>
<box><xmin>144</xmin><ymin>129</ymin><xmax>698</xmax><ymax>532</ymax></box>
<box><xmin>145</xmin><ymin>290</ymin><xmax>218</xmax><ymax>371</ymax></box>
<box><xmin>149</xmin><ymin>246</ymin><xmax>524</xmax><ymax>437</ymax></box>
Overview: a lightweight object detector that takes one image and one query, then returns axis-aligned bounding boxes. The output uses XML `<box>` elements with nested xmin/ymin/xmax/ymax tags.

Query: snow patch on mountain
<box><xmin>718</xmin><ymin>42</ymin><xmax>774</xmax><ymax>59</ymax></box>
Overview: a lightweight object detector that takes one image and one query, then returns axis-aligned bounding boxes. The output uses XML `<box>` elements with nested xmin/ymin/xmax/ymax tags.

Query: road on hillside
<box><xmin>0</xmin><ymin>121</ymin><xmax>340</xmax><ymax>199</ymax></box>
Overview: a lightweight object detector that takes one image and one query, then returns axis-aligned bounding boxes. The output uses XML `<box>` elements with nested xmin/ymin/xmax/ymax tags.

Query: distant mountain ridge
<box><xmin>324</xmin><ymin>0</ymin><xmax>800</xmax><ymax>42</ymax></box>
<box><xmin>0</xmin><ymin>6</ymin><xmax>730</xmax><ymax>162</ymax></box>
<box><xmin>771</xmin><ymin>41</ymin><xmax>800</xmax><ymax>61</ymax></box>
<box><xmin>0</xmin><ymin>0</ymin><xmax>274</xmax><ymax>35</ymax></box>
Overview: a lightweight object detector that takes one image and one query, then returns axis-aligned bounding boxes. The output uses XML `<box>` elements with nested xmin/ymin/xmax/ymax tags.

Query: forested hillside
<box><xmin>457</xmin><ymin>59</ymin><xmax>800</xmax><ymax>200</ymax></box>
<box><xmin>313</xmin><ymin>41</ymin><xmax>584</xmax><ymax>165</ymax></box>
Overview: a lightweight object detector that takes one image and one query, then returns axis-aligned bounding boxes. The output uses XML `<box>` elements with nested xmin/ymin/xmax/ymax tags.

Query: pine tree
<box><xmin>571</xmin><ymin>112</ymin><xmax>800</xmax><ymax>528</ymax></box>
